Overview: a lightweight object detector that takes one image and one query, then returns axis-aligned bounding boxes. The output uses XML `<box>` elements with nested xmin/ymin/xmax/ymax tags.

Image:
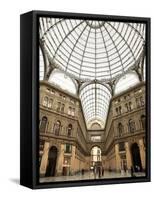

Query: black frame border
<box><xmin>20</xmin><ymin>10</ymin><xmax>151</xmax><ymax>189</ymax></box>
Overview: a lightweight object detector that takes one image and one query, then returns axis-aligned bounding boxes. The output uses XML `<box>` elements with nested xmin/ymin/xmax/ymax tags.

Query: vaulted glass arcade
<box><xmin>39</xmin><ymin>17</ymin><xmax>145</xmax><ymax>129</ymax></box>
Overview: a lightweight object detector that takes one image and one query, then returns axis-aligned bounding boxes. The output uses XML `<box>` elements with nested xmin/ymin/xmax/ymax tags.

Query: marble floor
<box><xmin>40</xmin><ymin>170</ymin><xmax>146</xmax><ymax>183</ymax></box>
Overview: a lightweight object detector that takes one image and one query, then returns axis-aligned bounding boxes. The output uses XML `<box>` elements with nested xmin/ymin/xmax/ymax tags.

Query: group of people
<box><xmin>80</xmin><ymin>165</ymin><xmax>141</xmax><ymax>178</ymax></box>
<box><xmin>93</xmin><ymin>165</ymin><xmax>104</xmax><ymax>178</ymax></box>
<box><xmin>80</xmin><ymin>166</ymin><xmax>104</xmax><ymax>179</ymax></box>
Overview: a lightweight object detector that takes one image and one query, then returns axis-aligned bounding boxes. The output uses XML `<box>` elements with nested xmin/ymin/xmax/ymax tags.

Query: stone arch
<box><xmin>131</xmin><ymin>143</ymin><xmax>142</xmax><ymax>172</ymax></box>
<box><xmin>45</xmin><ymin>146</ymin><xmax>58</xmax><ymax>177</ymax></box>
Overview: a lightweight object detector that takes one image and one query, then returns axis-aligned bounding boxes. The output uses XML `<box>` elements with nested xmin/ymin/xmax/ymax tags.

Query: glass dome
<box><xmin>40</xmin><ymin>18</ymin><xmax>145</xmax><ymax>82</ymax></box>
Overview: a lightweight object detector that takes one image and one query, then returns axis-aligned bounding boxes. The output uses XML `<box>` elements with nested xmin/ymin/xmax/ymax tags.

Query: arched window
<box><xmin>141</xmin><ymin>115</ymin><xmax>146</xmax><ymax>129</ymax></box>
<box><xmin>140</xmin><ymin>96</ymin><xmax>145</xmax><ymax>106</ymax></box>
<box><xmin>61</xmin><ymin>104</ymin><xmax>65</xmax><ymax>113</ymax></box>
<box><xmin>54</xmin><ymin>120</ymin><xmax>61</xmax><ymax>135</ymax></box>
<box><xmin>116</xmin><ymin>108</ymin><xmax>119</xmax><ymax>115</ymax></box>
<box><xmin>118</xmin><ymin>123</ymin><xmax>124</xmax><ymax>136</ymax></box>
<box><xmin>128</xmin><ymin>119</ymin><xmax>136</xmax><ymax>133</ymax></box>
<box><xmin>128</xmin><ymin>102</ymin><xmax>132</xmax><ymax>111</ymax></box>
<box><xmin>43</xmin><ymin>97</ymin><xmax>53</xmax><ymax>108</ymax></box>
<box><xmin>119</xmin><ymin>106</ymin><xmax>122</xmax><ymax>114</ymax></box>
<box><xmin>68</xmin><ymin>106</ymin><xmax>72</xmax><ymax>115</ymax></box>
<box><xmin>67</xmin><ymin>124</ymin><xmax>72</xmax><ymax>136</ymax></box>
<box><xmin>57</xmin><ymin>102</ymin><xmax>61</xmax><ymax>112</ymax></box>
<box><xmin>43</xmin><ymin>96</ymin><xmax>48</xmax><ymax>107</ymax></box>
<box><xmin>72</xmin><ymin>108</ymin><xmax>75</xmax><ymax>116</ymax></box>
<box><xmin>40</xmin><ymin>116</ymin><xmax>48</xmax><ymax>133</ymax></box>
<box><xmin>48</xmin><ymin>98</ymin><xmax>53</xmax><ymax>108</ymax></box>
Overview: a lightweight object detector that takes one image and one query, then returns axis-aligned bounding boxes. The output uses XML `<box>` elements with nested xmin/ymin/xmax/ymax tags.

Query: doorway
<box><xmin>131</xmin><ymin>143</ymin><xmax>142</xmax><ymax>172</ymax></box>
<box><xmin>45</xmin><ymin>146</ymin><xmax>58</xmax><ymax>177</ymax></box>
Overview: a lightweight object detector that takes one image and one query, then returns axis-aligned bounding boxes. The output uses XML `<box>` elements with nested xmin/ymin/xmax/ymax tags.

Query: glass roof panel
<box><xmin>49</xmin><ymin>69</ymin><xmax>77</xmax><ymax>95</ymax></box>
<box><xmin>40</xmin><ymin>18</ymin><xmax>145</xmax><ymax>82</ymax></box>
<box><xmin>114</xmin><ymin>72</ymin><xmax>140</xmax><ymax>95</ymax></box>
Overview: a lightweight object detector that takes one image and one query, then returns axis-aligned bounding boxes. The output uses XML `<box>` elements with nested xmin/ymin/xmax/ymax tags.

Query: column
<box><xmin>125</xmin><ymin>142</ymin><xmax>132</xmax><ymax>171</ymax></box>
<box><xmin>40</xmin><ymin>142</ymin><xmax>50</xmax><ymax>177</ymax></box>
<box><xmin>70</xmin><ymin>145</ymin><xmax>76</xmax><ymax>175</ymax></box>
<box><xmin>56</xmin><ymin>144</ymin><xmax>64</xmax><ymax>175</ymax></box>
<box><xmin>115</xmin><ymin>144</ymin><xmax>121</xmax><ymax>172</ymax></box>
<box><xmin>139</xmin><ymin>139</ymin><xmax>145</xmax><ymax>170</ymax></box>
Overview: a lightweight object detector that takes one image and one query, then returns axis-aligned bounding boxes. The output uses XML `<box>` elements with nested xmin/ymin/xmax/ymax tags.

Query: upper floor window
<box><xmin>43</xmin><ymin>96</ymin><xmax>53</xmax><ymax>108</ymax></box>
<box><xmin>61</xmin><ymin>104</ymin><xmax>65</xmax><ymax>113</ymax></box>
<box><xmin>115</xmin><ymin>106</ymin><xmax>122</xmax><ymax>115</ymax></box>
<box><xmin>57</xmin><ymin>102</ymin><xmax>61</xmax><ymax>112</ymax></box>
<box><xmin>43</xmin><ymin>96</ymin><xmax>48</xmax><ymax>107</ymax></box>
<box><xmin>67</xmin><ymin>124</ymin><xmax>73</xmax><ymax>136</ymax></box>
<box><xmin>39</xmin><ymin>140</ymin><xmax>45</xmax><ymax>152</ymax></box>
<box><xmin>119</xmin><ymin>142</ymin><xmax>125</xmax><ymax>151</ymax></box>
<box><xmin>128</xmin><ymin>119</ymin><xmax>136</xmax><ymax>133</ymax></box>
<box><xmin>140</xmin><ymin>96</ymin><xmax>145</xmax><ymax>106</ymax></box>
<box><xmin>64</xmin><ymin>144</ymin><xmax>72</xmax><ymax>153</ymax></box>
<box><xmin>116</xmin><ymin>107</ymin><xmax>119</xmax><ymax>115</ymax></box>
<box><xmin>40</xmin><ymin>116</ymin><xmax>48</xmax><ymax>133</ymax></box>
<box><xmin>72</xmin><ymin>108</ymin><xmax>75</xmax><ymax>116</ymax></box>
<box><xmin>125</xmin><ymin>102</ymin><xmax>132</xmax><ymax>112</ymax></box>
<box><xmin>119</xmin><ymin>106</ymin><xmax>122</xmax><ymax>114</ymax></box>
<box><xmin>68</xmin><ymin>106</ymin><xmax>72</xmax><ymax>115</ymax></box>
<box><xmin>128</xmin><ymin>102</ymin><xmax>132</xmax><ymax>111</ymax></box>
<box><xmin>48</xmin><ymin>98</ymin><xmax>53</xmax><ymax>108</ymax></box>
<box><xmin>125</xmin><ymin>103</ymin><xmax>129</xmax><ymax>112</ymax></box>
<box><xmin>118</xmin><ymin>123</ymin><xmax>124</xmax><ymax>136</ymax></box>
<box><xmin>136</xmin><ymin>96</ymin><xmax>145</xmax><ymax>108</ymax></box>
<box><xmin>141</xmin><ymin>115</ymin><xmax>146</xmax><ymax>129</ymax></box>
<box><xmin>91</xmin><ymin>136</ymin><xmax>101</xmax><ymax>142</ymax></box>
<box><xmin>124</xmin><ymin>94</ymin><xmax>130</xmax><ymax>100</ymax></box>
<box><xmin>54</xmin><ymin>120</ymin><xmax>61</xmax><ymax>135</ymax></box>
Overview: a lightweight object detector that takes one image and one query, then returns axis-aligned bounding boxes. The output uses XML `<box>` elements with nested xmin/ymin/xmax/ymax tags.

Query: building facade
<box><xmin>39</xmin><ymin>80</ymin><xmax>146</xmax><ymax>177</ymax></box>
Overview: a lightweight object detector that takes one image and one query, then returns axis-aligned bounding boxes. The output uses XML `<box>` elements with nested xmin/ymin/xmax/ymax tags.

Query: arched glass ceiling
<box><xmin>39</xmin><ymin>47</ymin><xmax>45</xmax><ymax>80</ymax></box>
<box><xmin>90</xmin><ymin>122</ymin><xmax>102</xmax><ymax>130</ymax></box>
<box><xmin>80</xmin><ymin>83</ymin><xmax>112</xmax><ymax>128</ymax></box>
<box><xmin>40</xmin><ymin>17</ymin><xmax>145</xmax><ymax>82</ymax></box>
<box><xmin>114</xmin><ymin>72</ymin><xmax>140</xmax><ymax>95</ymax></box>
<box><xmin>49</xmin><ymin>69</ymin><xmax>77</xmax><ymax>95</ymax></box>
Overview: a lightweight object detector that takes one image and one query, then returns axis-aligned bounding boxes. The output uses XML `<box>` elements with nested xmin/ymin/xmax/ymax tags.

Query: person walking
<box><xmin>102</xmin><ymin>166</ymin><xmax>104</xmax><ymax>176</ymax></box>
<box><xmin>131</xmin><ymin>166</ymin><xmax>135</xmax><ymax>177</ymax></box>
<box><xmin>94</xmin><ymin>165</ymin><xmax>97</xmax><ymax>179</ymax></box>
<box><xmin>98</xmin><ymin>167</ymin><xmax>101</xmax><ymax>178</ymax></box>
<box><xmin>81</xmin><ymin>168</ymin><xmax>84</xmax><ymax>176</ymax></box>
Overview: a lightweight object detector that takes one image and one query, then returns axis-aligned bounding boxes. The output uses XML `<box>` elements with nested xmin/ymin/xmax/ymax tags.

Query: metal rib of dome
<box><xmin>39</xmin><ymin>18</ymin><xmax>145</xmax><ymax>82</ymax></box>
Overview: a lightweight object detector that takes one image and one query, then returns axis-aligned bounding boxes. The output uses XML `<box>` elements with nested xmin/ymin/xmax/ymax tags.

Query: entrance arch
<box><xmin>91</xmin><ymin>146</ymin><xmax>102</xmax><ymax>168</ymax></box>
<box><xmin>131</xmin><ymin>143</ymin><xmax>142</xmax><ymax>172</ymax></box>
<box><xmin>45</xmin><ymin>146</ymin><xmax>58</xmax><ymax>177</ymax></box>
